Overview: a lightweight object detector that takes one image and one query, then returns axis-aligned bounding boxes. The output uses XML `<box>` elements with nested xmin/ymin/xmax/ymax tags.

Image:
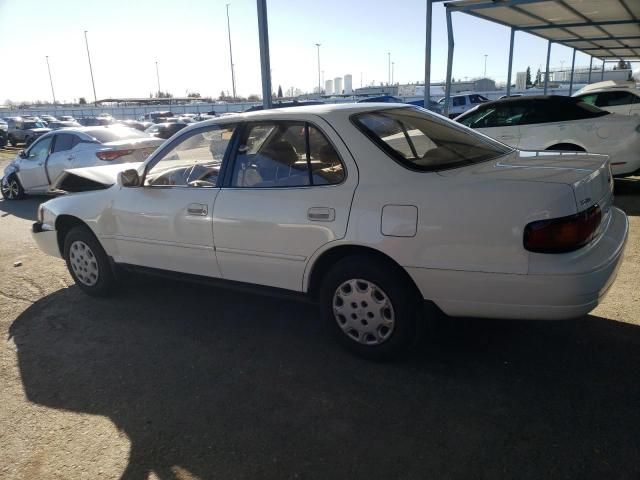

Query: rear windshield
<box><xmin>85</xmin><ymin>127</ymin><xmax>149</xmax><ymax>143</ymax></box>
<box><xmin>352</xmin><ymin>107</ymin><xmax>512</xmax><ymax>171</ymax></box>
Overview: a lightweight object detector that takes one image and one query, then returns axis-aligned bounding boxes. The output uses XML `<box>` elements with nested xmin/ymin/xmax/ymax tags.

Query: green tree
<box><xmin>535</xmin><ymin>68</ymin><xmax>542</xmax><ymax>85</ymax></box>
<box><xmin>526</xmin><ymin>66</ymin><xmax>532</xmax><ymax>87</ymax></box>
<box><xmin>78</xmin><ymin>97</ymin><xmax>87</xmax><ymax>105</ymax></box>
<box><xmin>277</xmin><ymin>85</ymin><xmax>283</xmax><ymax>98</ymax></box>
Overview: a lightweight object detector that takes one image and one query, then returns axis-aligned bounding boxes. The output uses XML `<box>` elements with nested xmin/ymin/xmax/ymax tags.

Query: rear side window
<box><xmin>452</xmin><ymin>96</ymin><xmax>466</xmax><ymax>107</ymax></box>
<box><xmin>353</xmin><ymin>107</ymin><xmax>512</xmax><ymax>172</ymax></box>
<box><xmin>52</xmin><ymin>133</ymin><xmax>79</xmax><ymax>153</ymax></box>
<box><xmin>458</xmin><ymin>104</ymin><xmax>527</xmax><ymax>128</ymax></box>
<box><xmin>230</xmin><ymin>121</ymin><xmax>345</xmax><ymax>188</ymax></box>
<box><xmin>519</xmin><ymin>100</ymin><xmax>608</xmax><ymax>125</ymax></box>
<box><xmin>596</xmin><ymin>91</ymin><xmax>637</xmax><ymax>107</ymax></box>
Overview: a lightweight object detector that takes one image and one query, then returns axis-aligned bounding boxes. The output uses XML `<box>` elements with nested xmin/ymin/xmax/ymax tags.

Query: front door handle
<box><xmin>308</xmin><ymin>207</ymin><xmax>335</xmax><ymax>222</ymax></box>
<box><xmin>67</xmin><ymin>155</ymin><xmax>75</xmax><ymax>161</ymax></box>
<box><xmin>187</xmin><ymin>203</ymin><xmax>208</xmax><ymax>216</ymax></box>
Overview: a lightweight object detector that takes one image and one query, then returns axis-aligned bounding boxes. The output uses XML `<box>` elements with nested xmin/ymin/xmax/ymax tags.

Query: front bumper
<box><xmin>32</xmin><ymin>222</ymin><xmax>61</xmax><ymax>258</ymax></box>
<box><xmin>407</xmin><ymin>207</ymin><xmax>629</xmax><ymax>320</ymax></box>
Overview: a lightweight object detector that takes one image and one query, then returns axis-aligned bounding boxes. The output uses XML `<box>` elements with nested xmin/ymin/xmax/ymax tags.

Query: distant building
<box><xmin>550</xmin><ymin>68</ymin><xmax>632</xmax><ymax>84</ymax></box>
<box><xmin>354</xmin><ymin>85</ymin><xmax>398</xmax><ymax>96</ymax></box>
<box><xmin>334</xmin><ymin>77</ymin><xmax>343</xmax><ymax>95</ymax></box>
<box><xmin>344</xmin><ymin>74</ymin><xmax>353</xmax><ymax>95</ymax></box>
<box><xmin>516</xmin><ymin>71</ymin><xmax>527</xmax><ymax>90</ymax></box>
<box><xmin>325</xmin><ymin>79</ymin><xmax>333</xmax><ymax>95</ymax></box>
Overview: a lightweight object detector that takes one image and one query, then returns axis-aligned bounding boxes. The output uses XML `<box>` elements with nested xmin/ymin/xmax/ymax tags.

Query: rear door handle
<box><xmin>187</xmin><ymin>203</ymin><xmax>208</xmax><ymax>216</ymax></box>
<box><xmin>308</xmin><ymin>207</ymin><xmax>335</xmax><ymax>222</ymax></box>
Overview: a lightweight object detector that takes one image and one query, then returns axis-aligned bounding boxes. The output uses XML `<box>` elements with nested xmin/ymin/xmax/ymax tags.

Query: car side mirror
<box><xmin>117</xmin><ymin>169</ymin><xmax>141</xmax><ymax>188</ymax></box>
<box><xmin>19</xmin><ymin>150</ymin><xmax>27</xmax><ymax>159</ymax></box>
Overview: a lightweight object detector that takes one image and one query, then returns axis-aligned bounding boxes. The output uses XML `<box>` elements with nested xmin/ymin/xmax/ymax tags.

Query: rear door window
<box><xmin>353</xmin><ymin>107</ymin><xmax>512</xmax><ymax>172</ymax></box>
<box><xmin>229</xmin><ymin>121</ymin><xmax>345</xmax><ymax>188</ymax></box>
<box><xmin>52</xmin><ymin>133</ymin><xmax>79</xmax><ymax>153</ymax></box>
<box><xmin>452</xmin><ymin>96</ymin><xmax>466</xmax><ymax>107</ymax></box>
<box><xmin>458</xmin><ymin>105</ymin><xmax>526</xmax><ymax>128</ymax></box>
<box><xmin>596</xmin><ymin>91</ymin><xmax>637</xmax><ymax>107</ymax></box>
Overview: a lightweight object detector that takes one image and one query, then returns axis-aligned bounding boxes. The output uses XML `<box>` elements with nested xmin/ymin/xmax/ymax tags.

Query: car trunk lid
<box><xmin>438</xmin><ymin>149</ymin><xmax>613</xmax><ymax>212</ymax></box>
<box><xmin>98</xmin><ymin>137</ymin><xmax>163</xmax><ymax>162</ymax></box>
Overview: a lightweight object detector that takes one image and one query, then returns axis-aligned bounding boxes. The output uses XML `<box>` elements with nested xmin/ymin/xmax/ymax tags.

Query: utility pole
<box><xmin>315</xmin><ymin>43</ymin><xmax>321</xmax><ymax>95</ymax></box>
<box><xmin>45</xmin><ymin>56</ymin><xmax>57</xmax><ymax>106</ymax></box>
<box><xmin>226</xmin><ymin>4</ymin><xmax>237</xmax><ymax>99</ymax></box>
<box><xmin>256</xmin><ymin>0</ymin><xmax>272</xmax><ymax>109</ymax></box>
<box><xmin>392</xmin><ymin>62</ymin><xmax>395</xmax><ymax>84</ymax></box>
<box><xmin>155</xmin><ymin>61</ymin><xmax>161</xmax><ymax>96</ymax></box>
<box><xmin>388</xmin><ymin>52</ymin><xmax>391</xmax><ymax>84</ymax></box>
<box><xmin>84</xmin><ymin>30</ymin><xmax>97</xmax><ymax>105</ymax></box>
<box><xmin>483</xmin><ymin>54</ymin><xmax>488</xmax><ymax>77</ymax></box>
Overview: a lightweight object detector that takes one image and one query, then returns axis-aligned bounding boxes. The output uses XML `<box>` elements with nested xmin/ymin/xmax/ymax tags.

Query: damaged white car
<box><xmin>31</xmin><ymin>104</ymin><xmax>628</xmax><ymax>358</ymax></box>
<box><xmin>1</xmin><ymin>126</ymin><xmax>163</xmax><ymax>200</ymax></box>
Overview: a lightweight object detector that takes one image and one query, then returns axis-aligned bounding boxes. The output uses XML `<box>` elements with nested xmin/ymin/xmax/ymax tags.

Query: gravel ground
<box><xmin>0</xmin><ymin>150</ymin><xmax>639</xmax><ymax>479</ymax></box>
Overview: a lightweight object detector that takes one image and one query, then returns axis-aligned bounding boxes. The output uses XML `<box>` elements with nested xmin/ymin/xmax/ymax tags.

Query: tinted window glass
<box><xmin>146</xmin><ymin>125</ymin><xmax>236</xmax><ymax>187</ymax></box>
<box><xmin>23</xmin><ymin>121</ymin><xmax>45</xmax><ymax>129</ymax></box>
<box><xmin>353</xmin><ymin>107</ymin><xmax>512</xmax><ymax>171</ymax></box>
<box><xmin>596</xmin><ymin>91</ymin><xmax>636</xmax><ymax>107</ymax></box>
<box><xmin>458</xmin><ymin>104</ymin><xmax>527</xmax><ymax>128</ymax></box>
<box><xmin>452</xmin><ymin>96</ymin><xmax>466</xmax><ymax>107</ymax></box>
<box><xmin>52</xmin><ymin>133</ymin><xmax>78</xmax><ymax>153</ymax></box>
<box><xmin>232</xmin><ymin>122</ymin><xmax>310</xmax><ymax>188</ymax></box>
<box><xmin>578</xmin><ymin>93</ymin><xmax>598</xmax><ymax>106</ymax></box>
<box><xmin>519</xmin><ymin>100</ymin><xmax>608</xmax><ymax>125</ymax></box>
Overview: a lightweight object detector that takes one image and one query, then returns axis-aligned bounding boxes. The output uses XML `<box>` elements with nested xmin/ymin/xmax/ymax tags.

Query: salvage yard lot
<box><xmin>0</xmin><ymin>149</ymin><xmax>639</xmax><ymax>479</ymax></box>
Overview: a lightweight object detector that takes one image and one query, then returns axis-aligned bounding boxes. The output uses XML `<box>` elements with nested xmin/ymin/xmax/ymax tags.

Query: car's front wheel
<box><xmin>1</xmin><ymin>174</ymin><xmax>25</xmax><ymax>200</ymax></box>
<box><xmin>63</xmin><ymin>226</ymin><xmax>116</xmax><ymax>296</ymax></box>
<box><xmin>320</xmin><ymin>255</ymin><xmax>422</xmax><ymax>360</ymax></box>
<box><xmin>7</xmin><ymin>135</ymin><xmax>16</xmax><ymax>147</ymax></box>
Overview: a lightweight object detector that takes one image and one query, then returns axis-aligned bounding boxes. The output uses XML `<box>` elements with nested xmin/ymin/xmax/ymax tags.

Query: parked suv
<box><xmin>438</xmin><ymin>94</ymin><xmax>489</xmax><ymax>118</ymax></box>
<box><xmin>7</xmin><ymin>117</ymin><xmax>51</xmax><ymax>146</ymax></box>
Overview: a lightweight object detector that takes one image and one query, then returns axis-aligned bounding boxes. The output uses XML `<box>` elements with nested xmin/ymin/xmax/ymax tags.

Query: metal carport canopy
<box><xmin>435</xmin><ymin>0</ymin><xmax>640</xmax><ymax>114</ymax></box>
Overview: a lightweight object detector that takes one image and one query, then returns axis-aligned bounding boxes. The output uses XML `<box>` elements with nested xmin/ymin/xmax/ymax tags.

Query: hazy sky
<box><xmin>0</xmin><ymin>0</ymin><xmax>630</xmax><ymax>102</ymax></box>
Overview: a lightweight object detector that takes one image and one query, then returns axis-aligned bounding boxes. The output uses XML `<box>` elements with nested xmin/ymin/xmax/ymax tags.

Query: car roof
<box><xmin>474</xmin><ymin>95</ymin><xmax>581</xmax><ymax>108</ymax></box>
<box><xmin>574</xmin><ymin>87</ymin><xmax>639</xmax><ymax>95</ymax></box>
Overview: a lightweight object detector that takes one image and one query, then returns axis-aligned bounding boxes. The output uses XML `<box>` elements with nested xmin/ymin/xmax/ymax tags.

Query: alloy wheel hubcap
<box><xmin>69</xmin><ymin>240</ymin><xmax>99</xmax><ymax>286</ymax></box>
<box><xmin>1</xmin><ymin>179</ymin><xmax>19</xmax><ymax>199</ymax></box>
<box><xmin>332</xmin><ymin>279</ymin><xmax>395</xmax><ymax>346</ymax></box>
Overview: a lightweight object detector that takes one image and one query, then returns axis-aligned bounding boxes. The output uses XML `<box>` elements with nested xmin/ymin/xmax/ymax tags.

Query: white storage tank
<box><xmin>334</xmin><ymin>77</ymin><xmax>343</xmax><ymax>95</ymax></box>
<box><xmin>344</xmin><ymin>74</ymin><xmax>353</xmax><ymax>94</ymax></box>
<box><xmin>325</xmin><ymin>79</ymin><xmax>333</xmax><ymax>96</ymax></box>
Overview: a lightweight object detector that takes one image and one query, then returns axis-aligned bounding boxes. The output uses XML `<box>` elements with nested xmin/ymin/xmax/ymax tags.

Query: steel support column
<box><xmin>568</xmin><ymin>48</ymin><xmax>576</xmax><ymax>95</ymax></box>
<box><xmin>257</xmin><ymin>0</ymin><xmax>272</xmax><ymax>109</ymax></box>
<box><xmin>601</xmin><ymin>59</ymin><xmax>605</xmax><ymax>81</ymax></box>
<box><xmin>543</xmin><ymin>40</ymin><xmax>551</xmax><ymax>94</ymax></box>
<box><xmin>444</xmin><ymin>7</ymin><xmax>454</xmax><ymax>117</ymax></box>
<box><xmin>424</xmin><ymin>0</ymin><xmax>433</xmax><ymax>109</ymax></box>
<box><xmin>506</xmin><ymin>28</ymin><xmax>515</xmax><ymax>97</ymax></box>
<box><xmin>588</xmin><ymin>56</ymin><xmax>593</xmax><ymax>83</ymax></box>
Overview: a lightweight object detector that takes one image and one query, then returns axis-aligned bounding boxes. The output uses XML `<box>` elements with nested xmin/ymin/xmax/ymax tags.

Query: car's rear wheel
<box><xmin>1</xmin><ymin>174</ymin><xmax>25</xmax><ymax>200</ymax></box>
<box><xmin>63</xmin><ymin>226</ymin><xmax>116</xmax><ymax>296</ymax></box>
<box><xmin>320</xmin><ymin>255</ymin><xmax>422</xmax><ymax>360</ymax></box>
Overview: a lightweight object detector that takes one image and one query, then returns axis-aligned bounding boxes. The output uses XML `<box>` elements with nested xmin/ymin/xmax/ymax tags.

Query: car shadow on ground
<box><xmin>9</xmin><ymin>277</ymin><xmax>640</xmax><ymax>479</ymax></box>
<box><xmin>0</xmin><ymin>196</ymin><xmax>48</xmax><ymax>221</ymax></box>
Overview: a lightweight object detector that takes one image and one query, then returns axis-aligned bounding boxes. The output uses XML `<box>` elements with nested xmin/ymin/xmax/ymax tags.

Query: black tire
<box><xmin>25</xmin><ymin>136</ymin><xmax>34</xmax><ymax>146</ymax></box>
<box><xmin>319</xmin><ymin>255</ymin><xmax>423</xmax><ymax>360</ymax></box>
<box><xmin>63</xmin><ymin>226</ymin><xmax>116</xmax><ymax>297</ymax></box>
<box><xmin>7</xmin><ymin>135</ymin><xmax>16</xmax><ymax>147</ymax></box>
<box><xmin>1</xmin><ymin>174</ymin><xmax>25</xmax><ymax>200</ymax></box>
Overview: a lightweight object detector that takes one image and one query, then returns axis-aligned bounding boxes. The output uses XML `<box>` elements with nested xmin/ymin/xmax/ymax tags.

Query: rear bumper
<box><xmin>407</xmin><ymin>207</ymin><xmax>629</xmax><ymax>320</ymax></box>
<box><xmin>31</xmin><ymin>222</ymin><xmax>61</xmax><ymax>258</ymax></box>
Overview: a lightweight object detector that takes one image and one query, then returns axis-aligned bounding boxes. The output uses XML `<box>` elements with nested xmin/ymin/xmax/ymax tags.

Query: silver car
<box><xmin>1</xmin><ymin>126</ymin><xmax>163</xmax><ymax>200</ymax></box>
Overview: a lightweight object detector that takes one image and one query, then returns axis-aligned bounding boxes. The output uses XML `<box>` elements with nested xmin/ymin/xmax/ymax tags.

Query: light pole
<box><xmin>155</xmin><ymin>61</ymin><xmax>161</xmax><ymax>96</ymax></box>
<box><xmin>226</xmin><ymin>4</ymin><xmax>237</xmax><ymax>99</ymax></box>
<box><xmin>45</xmin><ymin>56</ymin><xmax>57</xmax><ymax>106</ymax></box>
<box><xmin>483</xmin><ymin>54</ymin><xmax>488</xmax><ymax>77</ymax></box>
<box><xmin>388</xmin><ymin>52</ymin><xmax>391</xmax><ymax>84</ymax></box>
<box><xmin>315</xmin><ymin>43</ymin><xmax>321</xmax><ymax>95</ymax></box>
<box><xmin>392</xmin><ymin>61</ymin><xmax>395</xmax><ymax>85</ymax></box>
<box><xmin>84</xmin><ymin>30</ymin><xmax>97</xmax><ymax>105</ymax></box>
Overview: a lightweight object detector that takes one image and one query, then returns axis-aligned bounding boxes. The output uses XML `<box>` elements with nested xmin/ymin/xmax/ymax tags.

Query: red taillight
<box><xmin>524</xmin><ymin>205</ymin><xmax>602</xmax><ymax>253</ymax></box>
<box><xmin>96</xmin><ymin>149</ymin><xmax>134</xmax><ymax>161</ymax></box>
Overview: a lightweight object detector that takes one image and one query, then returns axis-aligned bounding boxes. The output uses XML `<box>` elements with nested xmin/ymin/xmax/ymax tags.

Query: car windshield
<box><xmin>84</xmin><ymin>127</ymin><xmax>149</xmax><ymax>143</ymax></box>
<box><xmin>23</xmin><ymin>121</ymin><xmax>45</xmax><ymax>129</ymax></box>
<box><xmin>352</xmin><ymin>107</ymin><xmax>512</xmax><ymax>171</ymax></box>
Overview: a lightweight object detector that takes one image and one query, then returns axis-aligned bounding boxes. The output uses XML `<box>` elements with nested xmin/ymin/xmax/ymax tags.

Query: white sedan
<box><xmin>31</xmin><ymin>104</ymin><xmax>628</xmax><ymax>359</ymax></box>
<box><xmin>1</xmin><ymin>126</ymin><xmax>163</xmax><ymax>200</ymax></box>
<box><xmin>573</xmin><ymin>86</ymin><xmax>640</xmax><ymax>116</ymax></box>
<box><xmin>455</xmin><ymin>95</ymin><xmax>640</xmax><ymax>177</ymax></box>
